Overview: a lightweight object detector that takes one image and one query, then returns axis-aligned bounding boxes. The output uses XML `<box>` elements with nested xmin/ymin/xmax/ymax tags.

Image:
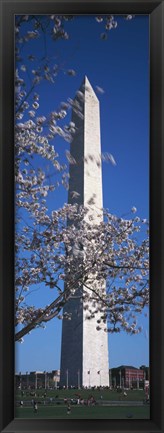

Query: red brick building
<box><xmin>110</xmin><ymin>365</ymin><xmax>145</xmax><ymax>389</ymax></box>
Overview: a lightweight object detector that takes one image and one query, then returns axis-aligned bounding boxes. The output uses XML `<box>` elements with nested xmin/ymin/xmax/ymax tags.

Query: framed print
<box><xmin>0</xmin><ymin>1</ymin><xmax>164</xmax><ymax>432</ymax></box>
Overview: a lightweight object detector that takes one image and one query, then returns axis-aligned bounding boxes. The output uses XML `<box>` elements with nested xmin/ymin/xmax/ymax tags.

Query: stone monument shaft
<box><xmin>60</xmin><ymin>76</ymin><xmax>109</xmax><ymax>387</ymax></box>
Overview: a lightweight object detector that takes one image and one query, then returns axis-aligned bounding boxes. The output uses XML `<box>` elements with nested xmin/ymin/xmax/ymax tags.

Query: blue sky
<box><xmin>15</xmin><ymin>14</ymin><xmax>149</xmax><ymax>373</ymax></box>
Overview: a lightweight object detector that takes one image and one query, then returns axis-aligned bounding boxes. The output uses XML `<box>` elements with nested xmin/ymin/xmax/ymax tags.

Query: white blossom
<box><xmin>28</xmin><ymin>110</ymin><xmax>36</xmax><ymax>118</ymax></box>
<box><xmin>32</xmin><ymin>101</ymin><xmax>39</xmax><ymax>110</ymax></box>
<box><xmin>131</xmin><ymin>206</ymin><xmax>137</xmax><ymax>213</ymax></box>
<box><xmin>20</xmin><ymin>65</ymin><xmax>26</xmax><ymax>72</ymax></box>
<box><xmin>95</xmin><ymin>16</ymin><xmax>103</xmax><ymax>23</ymax></box>
<box><xmin>67</xmin><ymin>69</ymin><xmax>76</xmax><ymax>76</ymax></box>
<box><xmin>26</xmin><ymin>30</ymin><xmax>39</xmax><ymax>39</ymax></box>
<box><xmin>96</xmin><ymin>86</ymin><xmax>105</xmax><ymax>94</ymax></box>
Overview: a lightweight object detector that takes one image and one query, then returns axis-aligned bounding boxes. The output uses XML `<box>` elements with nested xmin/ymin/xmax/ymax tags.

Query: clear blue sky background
<box><xmin>15</xmin><ymin>14</ymin><xmax>149</xmax><ymax>373</ymax></box>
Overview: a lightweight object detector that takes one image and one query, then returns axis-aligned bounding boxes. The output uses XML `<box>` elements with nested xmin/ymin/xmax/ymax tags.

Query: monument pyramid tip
<box><xmin>84</xmin><ymin>75</ymin><xmax>91</xmax><ymax>85</ymax></box>
<box><xmin>81</xmin><ymin>75</ymin><xmax>98</xmax><ymax>100</ymax></box>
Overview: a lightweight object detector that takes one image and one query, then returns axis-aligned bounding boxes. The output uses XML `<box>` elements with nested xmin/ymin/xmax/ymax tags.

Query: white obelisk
<box><xmin>60</xmin><ymin>76</ymin><xmax>109</xmax><ymax>387</ymax></box>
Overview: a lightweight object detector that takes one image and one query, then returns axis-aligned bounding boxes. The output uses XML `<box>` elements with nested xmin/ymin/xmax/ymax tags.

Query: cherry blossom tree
<box><xmin>15</xmin><ymin>14</ymin><xmax>149</xmax><ymax>342</ymax></box>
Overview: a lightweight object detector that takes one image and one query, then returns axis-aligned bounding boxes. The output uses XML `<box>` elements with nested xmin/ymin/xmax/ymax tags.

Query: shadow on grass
<box><xmin>15</xmin><ymin>404</ymin><xmax>150</xmax><ymax>419</ymax></box>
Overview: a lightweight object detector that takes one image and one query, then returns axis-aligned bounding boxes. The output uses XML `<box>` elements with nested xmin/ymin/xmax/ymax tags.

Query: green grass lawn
<box><xmin>15</xmin><ymin>404</ymin><xmax>150</xmax><ymax>419</ymax></box>
<box><xmin>16</xmin><ymin>388</ymin><xmax>146</xmax><ymax>402</ymax></box>
<box><xmin>15</xmin><ymin>389</ymin><xmax>150</xmax><ymax>419</ymax></box>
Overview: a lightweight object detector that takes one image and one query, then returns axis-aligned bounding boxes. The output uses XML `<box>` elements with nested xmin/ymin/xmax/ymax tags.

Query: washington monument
<box><xmin>60</xmin><ymin>76</ymin><xmax>109</xmax><ymax>387</ymax></box>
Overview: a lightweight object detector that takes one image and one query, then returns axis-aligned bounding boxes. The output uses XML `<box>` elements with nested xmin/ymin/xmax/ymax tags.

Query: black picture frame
<box><xmin>0</xmin><ymin>0</ymin><xmax>164</xmax><ymax>432</ymax></box>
